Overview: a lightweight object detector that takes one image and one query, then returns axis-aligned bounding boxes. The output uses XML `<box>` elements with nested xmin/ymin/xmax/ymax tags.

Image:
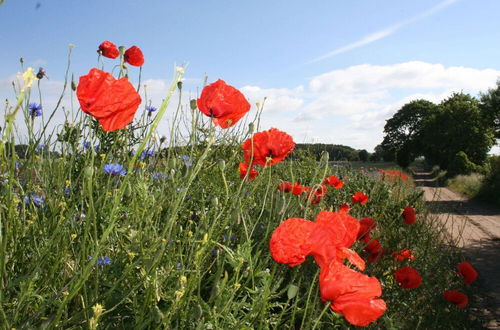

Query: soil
<box><xmin>413</xmin><ymin>169</ymin><xmax>500</xmax><ymax>329</ymax></box>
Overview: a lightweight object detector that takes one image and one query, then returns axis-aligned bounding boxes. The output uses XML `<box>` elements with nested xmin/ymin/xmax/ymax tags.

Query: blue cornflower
<box><xmin>83</xmin><ymin>141</ymin><xmax>91</xmax><ymax>149</ymax></box>
<box><xmin>179</xmin><ymin>155</ymin><xmax>194</xmax><ymax>167</ymax></box>
<box><xmin>97</xmin><ymin>256</ymin><xmax>111</xmax><ymax>266</ymax></box>
<box><xmin>25</xmin><ymin>194</ymin><xmax>45</xmax><ymax>207</ymax></box>
<box><xmin>29</xmin><ymin>103</ymin><xmax>42</xmax><ymax>117</ymax></box>
<box><xmin>152</xmin><ymin>172</ymin><xmax>169</xmax><ymax>180</ymax></box>
<box><xmin>37</xmin><ymin>144</ymin><xmax>45</xmax><ymax>150</ymax></box>
<box><xmin>62</xmin><ymin>187</ymin><xmax>71</xmax><ymax>196</ymax></box>
<box><xmin>140</xmin><ymin>149</ymin><xmax>154</xmax><ymax>160</ymax></box>
<box><xmin>103</xmin><ymin>163</ymin><xmax>127</xmax><ymax>176</ymax></box>
<box><xmin>176</xmin><ymin>263</ymin><xmax>182</xmax><ymax>270</ymax></box>
<box><xmin>145</xmin><ymin>105</ymin><xmax>157</xmax><ymax>115</ymax></box>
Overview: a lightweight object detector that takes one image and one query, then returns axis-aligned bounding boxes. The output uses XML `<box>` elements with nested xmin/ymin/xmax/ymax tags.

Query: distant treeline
<box><xmin>294</xmin><ymin>143</ymin><xmax>376</xmax><ymax>162</ymax></box>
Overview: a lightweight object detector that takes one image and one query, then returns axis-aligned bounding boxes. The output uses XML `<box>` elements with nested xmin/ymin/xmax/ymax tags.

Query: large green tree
<box><xmin>479</xmin><ymin>80</ymin><xmax>500</xmax><ymax>139</ymax></box>
<box><xmin>381</xmin><ymin>99</ymin><xmax>438</xmax><ymax>167</ymax></box>
<box><xmin>421</xmin><ymin>93</ymin><xmax>496</xmax><ymax>169</ymax></box>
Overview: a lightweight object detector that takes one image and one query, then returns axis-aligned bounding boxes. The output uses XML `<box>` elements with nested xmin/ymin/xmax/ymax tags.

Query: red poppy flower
<box><xmin>323</xmin><ymin>175</ymin><xmax>344</xmax><ymax>189</ymax></box>
<box><xmin>124</xmin><ymin>46</ymin><xmax>144</xmax><ymax>66</ymax></box>
<box><xmin>352</xmin><ymin>192</ymin><xmax>369</xmax><ymax>205</ymax></box>
<box><xmin>239</xmin><ymin>162</ymin><xmax>258</xmax><ymax>180</ymax></box>
<box><xmin>338</xmin><ymin>203</ymin><xmax>350</xmax><ymax>214</ymax></box>
<box><xmin>98</xmin><ymin>41</ymin><xmax>119</xmax><ymax>59</ymax></box>
<box><xmin>278</xmin><ymin>181</ymin><xmax>293</xmax><ymax>192</ymax></box>
<box><xmin>457</xmin><ymin>261</ymin><xmax>478</xmax><ymax>285</ymax></box>
<box><xmin>242</xmin><ymin>128</ymin><xmax>295</xmax><ymax>167</ymax></box>
<box><xmin>443</xmin><ymin>290</ymin><xmax>468</xmax><ymax>308</ymax></box>
<box><xmin>319</xmin><ymin>260</ymin><xmax>386</xmax><ymax>326</ymax></box>
<box><xmin>197</xmin><ymin>79</ymin><xmax>250</xmax><ymax>128</ymax></box>
<box><xmin>394</xmin><ymin>267</ymin><xmax>422</xmax><ymax>289</ymax></box>
<box><xmin>308</xmin><ymin>211</ymin><xmax>360</xmax><ymax>268</ymax></box>
<box><xmin>77</xmin><ymin>68</ymin><xmax>141</xmax><ymax>132</ymax></box>
<box><xmin>307</xmin><ymin>184</ymin><xmax>328</xmax><ymax>204</ymax></box>
<box><xmin>269</xmin><ymin>218</ymin><xmax>316</xmax><ymax>267</ymax></box>
<box><xmin>364</xmin><ymin>238</ymin><xmax>382</xmax><ymax>255</ymax></box>
<box><xmin>402</xmin><ymin>206</ymin><xmax>416</xmax><ymax>225</ymax></box>
<box><xmin>391</xmin><ymin>249</ymin><xmax>415</xmax><ymax>262</ymax></box>
<box><xmin>291</xmin><ymin>183</ymin><xmax>306</xmax><ymax>195</ymax></box>
<box><xmin>357</xmin><ymin>218</ymin><xmax>376</xmax><ymax>240</ymax></box>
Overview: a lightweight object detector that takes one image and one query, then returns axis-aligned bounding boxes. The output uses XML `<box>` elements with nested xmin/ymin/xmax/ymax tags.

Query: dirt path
<box><xmin>413</xmin><ymin>170</ymin><xmax>500</xmax><ymax>329</ymax></box>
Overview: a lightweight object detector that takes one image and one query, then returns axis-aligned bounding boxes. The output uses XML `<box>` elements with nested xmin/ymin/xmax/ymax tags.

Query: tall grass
<box><xmin>0</xmin><ymin>48</ymin><xmax>481</xmax><ymax>329</ymax></box>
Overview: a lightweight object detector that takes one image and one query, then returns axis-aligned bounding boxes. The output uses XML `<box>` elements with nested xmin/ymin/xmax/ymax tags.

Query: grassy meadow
<box><xmin>0</xmin><ymin>48</ymin><xmax>481</xmax><ymax>329</ymax></box>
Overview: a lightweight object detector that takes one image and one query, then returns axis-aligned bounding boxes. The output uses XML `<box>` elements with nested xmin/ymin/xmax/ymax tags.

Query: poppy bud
<box><xmin>320</xmin><ymin>151</ymin><xmax>329</xmax><ymax>163</ymax></box>
<box><xmin>84</xmin><ymin>166</ymin><xmax>94</xmax><ymax>179</ymax></box>
<box><xmin>71</xmin><ymin>74</ymin><xmax>77</xmax><ymax>91</ymax></box>
<box><xmin>177</xmin><ymin>81</ymin><xmax>183</xmax><ymax>90</ymax></box>
<box><xmin>212</xmin><ymin>196</ymin><xmax>219</xmax><ymax>207</ymax></box>
<box><xmin>190</xmin><ymin>99</ymin><xmax>197</xmax><ymax>110</ymax></box>
<box><xmin>20</xmin><ymin>57</ymin><xmax>24</xmax><ymax>64</ymax></box>
<box><xmin>160</xmin><ymin>136</ymin><xmax>167</xmax><ymax>144</ymax></box>
<box><xmin>248</xmin><ymin>122</ymin><xmax>255</xmax><ymax>134</ymax></box>
<box><xmin>118</xmin><ymin>46</ymin><xmax>126</xmax><ymax>56</ymax></box>
<box><xmin>218</xmin><ymin>159</ymin><xmax>226</xmax><ymax>171</ymax></box>
<box><xmin>287</xmin><ymin>284</ymin><xmax>299</xmax><ymax>299</ymax></box>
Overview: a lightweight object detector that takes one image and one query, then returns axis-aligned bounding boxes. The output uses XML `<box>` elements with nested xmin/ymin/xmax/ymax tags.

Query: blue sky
<box><xmin>1</xmin><ymin>0</ymin><xmax>499</xmax><ymax>152</ymax></box>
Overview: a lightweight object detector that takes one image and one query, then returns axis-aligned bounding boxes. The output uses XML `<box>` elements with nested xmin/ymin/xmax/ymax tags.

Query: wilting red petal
<box><xmin>402</xmin><ymin>206</ymin><xmax>416</xmax><ymax>225</ymax></box>
<box><xmin>77</xmin><ymin>68</ymin><xmax>141</xmax><ymax>132</ymax></box>
<box><xmin>352</xmin><ymin>192</ymin><xmax>369</xmax><ymax>205</ymax></box>
<box><xmin>124</xmin><ymin>46</ymin><xmax>144</xmax><ymax>66</ymax></box>
<box><xmin>98</xmin><ymin>41</ymin><xmax>119</xmax><ymax>59</ymax></box>
<box><xmin>242</xmin><ymin>128</ymin><xmax>295</xmax><ymax>167</ymax></box>
<box><xmin>364</xmin><ymin>238</ymin><xmax>382</xmax><ymax>255</ymax></box>
<box><xmin>239</xmin><ymin>162</ymin><xmax>258</xmax><ymax>180</ymax></box>
<box><xmin>309</xmin><ymin>211</ymin><xmax>360</xmax><ymax>268</ymax></box>
<box><xmin>197</xmin><ymin>79</ymin><xmax>250</xmax><ymax>128</ymax></box>
<box><xmin>394</xmin><ymin>267</ymin><xmax>422</xmax><ymax>289</ymax></box>
<box><xmin>319</xmin><ymin>261</ymin><xmax>386</xmax><ymax>326</ymax></box>
<box><xmin>269</xmin><ymin>218</ymin><xmax>315</xmax><ymax>267</ymax></box>
<box><xmin>277</xmin><ymin>181</ymin><xmax>293</xmax><ymax>192</ymax></box>
<box><xmin>457</xmin><ymin>261</ymin><xmax>478</xmax><ymax>285</ymax></box>
<box><xmin>443</xmin><ymin>290</ymin><xmax>468</xmax><ymax>308</ymax></box>
<box><xmin>324</xmin><ymin>175</ymin><xmax>344</xmax><ymax>189</ymax></box>
<box><xmin>338</xmin><ymin>247</ymin><xmax>365</xmax><ymax>271</ymax></box>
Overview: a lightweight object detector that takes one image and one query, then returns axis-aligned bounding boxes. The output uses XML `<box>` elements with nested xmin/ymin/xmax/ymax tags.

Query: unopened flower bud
<box><xmin>218</xmin><ymin>159</ymin><xmax>226</xmax><ymax>171</ymax></box>
<box><xmin>177</xmin><ymin>81</ymin><xmax>183</xmax><ymax>90</ymax></box>
<box><xmin>190</xmin><ymin>99</ymin><xmax>197</xmax><ymax>110</ymax></box>
<box><xmin>248</xmin><ymin>122</ymin><xmax>255</xmax><ymax>134</ymax></box>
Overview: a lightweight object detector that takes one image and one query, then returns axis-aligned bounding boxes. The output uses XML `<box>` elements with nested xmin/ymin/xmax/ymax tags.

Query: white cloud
<box><xmin>240</xmin><ymin>85</ymin><xmax>304</xmax><ymax>114</ymax></box>
<box><xmin>309</xmin><ymin>0</ymin><xmax>458</xmax><ymax>62</ymax></box>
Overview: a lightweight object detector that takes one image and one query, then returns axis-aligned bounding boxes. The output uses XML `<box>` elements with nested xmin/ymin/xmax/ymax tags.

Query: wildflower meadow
<box><xmin>0</xmin><ymin>42</ymin><xmax>482</xmax><ymax>328</ymax></box>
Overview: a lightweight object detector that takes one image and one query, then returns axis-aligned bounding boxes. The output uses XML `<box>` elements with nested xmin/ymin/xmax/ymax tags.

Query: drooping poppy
<box><xmin>319</xmin><ymin>260</ymin><xmax>387</xmax><ymax>327</ymax></box>
<box><xmin>98</xmin><ymin>41</ymin><xmax>119</xmax><ymax>59</ymax></box>
<box><xmin>239</xmin><ymin>162</ymin><xmax>258</xmax><ymax>180</ymax></box>
<box><xmin>269</xmin><ymin>218</ymin><xmax>316</xmax><ymax>267</ymax></box>
<box><xmin>394</xmin><ymin>267</ymin><xmax>422</xmax><ymax>289</ymax></box>
<box><xmin>443</xmin><ymin>290</ymin><xmax>468</xmax><ymax>308</ymax></box>
<box><xmin>391</xmin><ymin>249</ymin><xmax>415</xmax><ymax>262</ymax></box>
<box><xmin>324</xmin><ymin>175</ymin><xmax>344</xmax><ymax>189</ymax></box>
<box><xmin>457</xmin><ymin>261</ymin><xmax>478</xmax><ymax>285</ymax></box>
<box><xmin>124</xmin><ymin>46</ymin><xmax>144</xmax><ymax>66</ymax></box>
<box><xmin>278</xmin><ymin>181</ymin><xmax>293</xmax><ymax>193</ymax></box>
<box><xmin>242</xmin><ymin>128</ymin><xmax>295</xmax><ymax>167</ymax></box>
<box><xmin>308</xmin><ymin>211</ymin><xmax>361</xmax><ymax>269</ymax></box>
<box><xmin>197</xmin><ymin>79</ymin><xmax>250</xmax><ymax>128</ymax></box>
<box><xmin>402</xmin><ymin>206</ymin><xmax>416</xmax><ymax>225</ymax></box>
<box><xmin>77</xmin><ymin>68</ymin><xmax>142</xmax><ymax>132</ymax></box>
<box><xmin>352</xmin><ymin>192</ymin><xmax>369</xmax><ymax>205</ymax></box>
<box><xmin>269</xmin><ymin>211</ymin><xmax>386</xmax><ymax>326</ymax></box>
